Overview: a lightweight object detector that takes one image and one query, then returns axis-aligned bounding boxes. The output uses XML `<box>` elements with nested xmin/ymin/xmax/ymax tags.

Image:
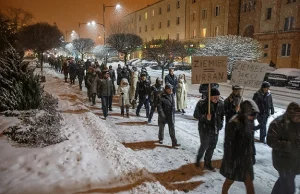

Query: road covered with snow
<box><xmin>0</xmin><ymin>63</ymin><xmax>299</xmax><ymax>194</ymax></box>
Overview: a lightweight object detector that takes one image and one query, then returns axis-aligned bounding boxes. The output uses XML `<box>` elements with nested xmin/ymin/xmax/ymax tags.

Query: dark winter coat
<box><xmin>253</xmin><ymin>89</ymin><xmax>274</xmax><ymax>116</ymax></box>
<box><xmin>116</xmin><ymin>67</ymin><xmax>122</xmax><ymax>85</ymax></box>
<box><xmin>193</xmin><ymin>98</ymin><xmax>224</xmax><ymax>134</ymax></box>
<box><xmin>135</xmin><ymin>80</ymin><xmax>151</xmax><ymax>100</ymax></box>
<box><xmin>97</xmin><ymin>78</ymin><xmax>114</xmax><ymax>97</ymax></box>
<box><xmin>150</xmin><ymin>84</ymin><xmax>164</xmax><ymax>106</ymax></box>
<box><xmin>157</xmin><ymin>92</ymin><xmax>175</xmax><ymax>123</ymax></box>
<box><xmin>109</xmin><ymin>69</ymin><xmax>116</xmax><ymax>82</ymax></box>
<box><xmin>68</xmin><ymin>62</ymin><xmax>77</xmax><ymax>79</ymax></box>
<box><xmin>267</xmin><ymin>114</ymin><xmax>300</xmax><ymax>175</ymax></box>
<box><xmin>62</xmin><ymin>62</ymin><xmax>68</xmax><ymax>75</ymax></box>
<box><xmin>85</xmin><ymin>60</ymin><xmax>91</xmax><ymax>71</ymax></box>
<box><xmin>87</xmin><ymin>73</ymin><xmax>99</xmax><ymax>94</ymax></box>
<box><xmin>224</xmin><ymin>93</ymin><xmax>243</xmax><ymax>123</ymax></box>
<box><xmin>165</xmin><ymin>74</ymin><xmax>177</xmax><ymax>93</ymax></box>
<box><xmin>77</xmin><ymin>66</ymin><xmax>85</xmax><ymax>81</ymax></box>
<box><xmin>119</xmin><ymin>69</ymin><xmax>131</xmax><ymax>85</ymax></box>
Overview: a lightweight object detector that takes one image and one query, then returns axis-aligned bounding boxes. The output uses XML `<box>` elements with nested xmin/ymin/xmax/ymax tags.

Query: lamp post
<box><xmin>79</xmin><ymin>21</ymin><xmax>103</xmax><ymax>41</ymax></box>
<box><xmin>102</xmin><ymin>4</ymin><xmax>121</xmax><ymax>44</ymax></box>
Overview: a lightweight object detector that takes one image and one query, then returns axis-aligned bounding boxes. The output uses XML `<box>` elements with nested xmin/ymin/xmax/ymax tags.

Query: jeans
<box><xmin>136</xmin><ymin>98</ymin><xmax>150</xmax><ymax>117</ymax></box>
<box><xmin>79</xmin><ymin>78</ymin><xmax>83</xmax><ymax>90</ymax></box>
<box><xmin>255</xmin><ymin>114</ymin><xmax>268</xmax><ymax>142</ymax></box>
<box><xmin>92</xmin><ymin>93</ymin><xmax>96</xmax><ymax>105</ymax></box>
<box><xmin>271</xmin><ymin>172</ymin><xmax>296</xmax><ymax>194</ymax></box>
<box><xmin>108</xmin><ymin>96</ymin><xmax>113</xmax><ymax>109</ymax></box>
<box><xmin>101</xmin><ymin>96</ymin><xmax>109</xmax><ymax>117</ymax></box>
<box><xmin>196</xmin><ymin>130</ymin><xmax>219</xmax><ymax>165</ymax></box>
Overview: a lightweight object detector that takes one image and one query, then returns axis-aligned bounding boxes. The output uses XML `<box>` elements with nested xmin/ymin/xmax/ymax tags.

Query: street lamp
<box><xmin>102</xmin><ymin>4</ymin><xmax>121</xmax><ymax>44</ymax></box>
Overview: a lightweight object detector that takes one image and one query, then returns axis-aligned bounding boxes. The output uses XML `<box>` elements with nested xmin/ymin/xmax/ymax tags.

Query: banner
<box><xmin>191</xmin><ymin>56</ymin><xmax>228</xmax><ymax>84</ymax></box>
<box><xmin>230</xmin><ymin>61</ymin><xmax>270</xmax><ymax>88</ymax></box>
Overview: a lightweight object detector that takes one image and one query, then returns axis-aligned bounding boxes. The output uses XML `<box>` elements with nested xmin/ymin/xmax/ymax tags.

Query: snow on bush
<box><xmin>195</xmin><ymin>35</ymin><xmax>263</xmax><ymax>74</ymax></box>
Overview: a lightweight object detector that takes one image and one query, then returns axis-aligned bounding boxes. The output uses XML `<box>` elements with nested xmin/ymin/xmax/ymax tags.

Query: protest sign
<box><xmin>230</xmin><ymin>61</ymin><xmax>269</xmax><ymax>88</ymax></box>
<box><xmin>191</xmin><ymin>56</ymin><xmax>228</xmax><ymax>84</ymax></box>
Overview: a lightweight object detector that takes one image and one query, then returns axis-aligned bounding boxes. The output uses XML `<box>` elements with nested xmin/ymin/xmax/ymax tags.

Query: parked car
<box><xmin>267</xmin><ymin>68</ymin><xmax>300</xmax><ymax>87</ymax></box>
<box><xmin>287</xmin><ymin>76</ymin><xmax>300</xmax><ymax>90</ymax></box>
<box><xmin>171</xmin><ymin>61</ymin><xmax>192</xmax><ymax>71</ymax></box>
<box><xmin>107</xmin><ymin>57</ymin><xmax>120</xmax><ymax>63</ymax></box>
<box><xmin>136</xmin><ymin>60</ymin><xmax>158</xmax><ymax>67</ymax></box>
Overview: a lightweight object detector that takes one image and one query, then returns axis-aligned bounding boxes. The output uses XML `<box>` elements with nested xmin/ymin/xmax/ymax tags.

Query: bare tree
<box><xmin>93</xmin><ymin>45</ymin><xmax>117</xmax><ymax>61</ymax></box>
<box><xmin>2</xmin><ymin>7</ymin><xmax>33</xmax><ymax>32</ymax></box>
<box><xmin>106</xmin><ymin>33</ymin><xmax>143</xmax><ymax>65</ymax></box>
<box><xmin>177</xmin><ymin>40</ymin><xmax>198</xmax><ymax>66</ymax></box>
<box><xmin>72</xmin><ymin>38</ymin><xmax>95</xmax><ymax>60</ymax></box>
<box><xmin>18</xmin><ymin>22</ymin><xmax>63</xmax><ymax>77</ymax></box>
<box><xmin>143</xmin><ymin>39</ymin><xmax>182</xmax><ymax>79</ymax></box>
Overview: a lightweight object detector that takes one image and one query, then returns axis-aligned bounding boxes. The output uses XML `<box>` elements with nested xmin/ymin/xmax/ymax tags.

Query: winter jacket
<box><xmin>87</xmin><ymin>74</ymin><xmax>99</xmax><ymax>94</ymax></box>
<box><xmin>224</xmin><ymin>93</ymin><xmax>243</xmax><ymax>123</ymax></box>
<box><xmin>109</xmin><ymin>69</ymin><xmax>116</xmax><ymax>82</ymax></box>
<box><xmin>165</xmin><ymin>74</ymin><xmax>177</xmax><ymax>92</ymax></box>
<box><xmin>157</xmin><ymin>92</ymin><xmax>175</xmax><ymax>123</ymax></box>
<box><xmin>116</xmin><ymin>67</ymin><xmax>122</xmax><ymax>85</ymax></box>
<box><xmin>77</xmin><ymin>65</ymin><xmax>85</xmax><ymax>81</ymax></box>
<box><xmin>135</xmin><ymin>80</ymin><xmax>151</xmax><ymax>100</ymax></box>
<box><xmin>176</xmin><ymin>79</ymin><xmax>188</xmax><ymax>110</ymax></box>
<box><xmin>253</xmin><ymin>89</ymin><xmax>274</xmax><ymax>116</ymax></box>
<box><xmin>193</xmin><ymin>98</ymin><xmax>224</xmax><ymax>134</ymax></box>
<box><xmin>117</xmin><ymin>78</ymin><xmax>131</xmax><ymax>106</ymax></box>
<box><xmin>62</xmin><ymin>62</ymin><xmax>68</xmax><ymax>75</ymax></box>
<box><xmin>130</xmin><ymin>71</ymin><xmax>139</xmax><ymax>100</ymax></box>
<box><xmin>150</xmin><ymin>84</ymin><xmax>164</xmax><ymax>107</ymax></box>
<box><xmin>68</xmin><ymin>62</ymin><xmax>78</xmax><ymax>79</ymax></box>
<box><xmin>85</xmin><ymin>61</ymin><xmax>91</xmax><ymax>71</ymax></box>
<box><xmin>97</xmin><ymin>78</ymin><xmax>114</xmax><ymax>97</ymax></box>
<box><xmin>267</xmin><ymin>114</ymin><xmax>300</xmax><ymax>175</ymax></box>
<box><xmin>119</xmin><ymin>69</ymin><xmax>131</xmax><ymax>85</ymax></box>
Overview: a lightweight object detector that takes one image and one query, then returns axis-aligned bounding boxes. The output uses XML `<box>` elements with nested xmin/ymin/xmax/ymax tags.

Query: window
<box><xmin>281</xmin><ymin>44</ymin><xmax>291</xmax><ymax>56</ymax></box>
<box><xmin>167</xmin><ymin>4</ymin><xmax>170</xmax><ymax>12</ymax></box>
<box><xmin>139</xmin><ymin>27</ymin><xmax>141</xmax><ymax>33</ymax></box>
<box><xmin>152</xmin><ymin>10</ymin><xmax>155</xmax><ymax>16</ymax></box>
<box><xmin>159</xmin><ymin>22</ymin><xmax>162</xmax><ymax>29</ymax></box>
<box><xmin>243</xmin><ymin>3</ymin><xmax>247</xmax><ymax>12</ymax></box>
<box><xmin>215</xmin><ymin>5</ymin><xmax>220</xmax><ymax>16</ymax></box>
<box><xmin>192</xmin><ymin>30</ymin><xmax>196</xmax><ymax>39</ymax></box>
<box><xmin>202</xmin><ymin>9</ymin><xmax>207</xmax><ymax>19</ymax></box>
<box><xmin>266</xmin><ymin>8</ymin><xmax>272</xmax><ymax>20</ymax></box>
<box><xmin>139</xmin><ymin>15</ymin><xmax>141</xmax><ymax>21</ymax></box>
<box><xmin>177</xmin><ymin>0</ymin><xmax>180</xmax><ymax>8</ymax></box>
<box><xmin>145</xmin><ymin>12</ymin><xmax>148</xmax><ymax>20</ymax></box>
<box><xmin>214</xmin><ymin>26</ymin><xmax>219</xmax><ymax>36</ymax></box>
<box><xmin>192</xmin><ymin>0</ymin><xmax>196</xmax><ymax>3</ymax></box>
<box><xmin>287</xmin><ymin>0</ymin><xmax>296</xmax><ymax>3</ymax></box>
<box><xmin>131</xmin><ymin>18</ymin><xmax>133</xmax><ymax>23</ymax></box>
<box><xmin>176</xmin><ymin>33</ymin><xmax>180</xmax><ymax>40</ymax></box>
<box><xmin>176</xmin><ymin>17</ymin><xmax>180</xmax><ymax>25</ymax></box>
<box><xmin>264</xmin><ymin>44</ymin><xmax>269</xmax><ymax>49</ymax></box>
<box><xmin>202</xmin><ymin>28</ymin><xmax>206</xmax><ymax>37</ymax></box>
<box><xmin>284</xmin><ymin>17</ymin><xmax>294</xmax><ymax>31</ymax></box>
<box><xmin>151</xmin><ymin>24</ymin><xmax>154</xmax><ymax>30</ymax></box>
<box><xmin>145</xmin><ymin>25</ymin><xmax>147</xmax><ymax>32</ymax></box>
<box><xmin>159</xmin><ymin>7</ymin><xmax>162</xmax><ymax>14</ymax></box>
<box><xmin>167</xmin><ymin>34</ymin><xmax>170</xmax><ymax>39</ymax></box>
<box><xmin>263</xmin><ymin>53</ymin><xmax>268</xmax><ymax>58</ymax></box>
<box><xmin>192</xmin><ymin>12</ymin><xmax>196</xmax><ymax>21</ymax></box>
<box><xmin>167</xmin><ymin>20</ymin><xmax>170</xmax><ymax>27</ymax></box>
<box><xmin>248</xmin><ymin>2</ymin><xmax>252</xmax><ymax>11</ymax></box>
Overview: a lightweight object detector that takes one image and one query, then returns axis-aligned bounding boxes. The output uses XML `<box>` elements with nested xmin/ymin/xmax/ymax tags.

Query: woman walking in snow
<box><xmin>176</xmin><ymin>74</ymin><xmax>188</xmax><ymax>113</ymax></box>
<box><xmin>117</xmin><ymin>78</ymin><xmax>131</xmax><ymax>117</ymax></box>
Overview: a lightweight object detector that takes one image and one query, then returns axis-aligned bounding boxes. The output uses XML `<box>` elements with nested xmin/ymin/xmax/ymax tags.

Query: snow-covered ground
<box><xmin>0</xmin><ymin>63</ymin><xmax>299</xmax><ymax>194</ymax></box>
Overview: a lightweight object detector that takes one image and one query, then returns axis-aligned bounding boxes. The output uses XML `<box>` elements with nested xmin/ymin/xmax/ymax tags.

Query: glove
<box><xmin>271</xmin><ymin>109</ymin><xmax>274</xmax><ymax>115</ymax></box>
<box><xmin>121</xmin><ymin>92</ymin><xmax>124</xmax><ymax>95</ymax></box>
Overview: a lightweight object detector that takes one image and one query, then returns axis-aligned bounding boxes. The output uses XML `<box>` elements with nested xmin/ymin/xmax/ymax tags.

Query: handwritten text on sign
<box><xmin>230</xmin><ymin>61</ymin><xmax>269</xmax><ymax>88</ymax></box>
<box><xmin>191</xmin><ymin>56</ymin><xmax>228</xmax><ymax>84</ymax></box>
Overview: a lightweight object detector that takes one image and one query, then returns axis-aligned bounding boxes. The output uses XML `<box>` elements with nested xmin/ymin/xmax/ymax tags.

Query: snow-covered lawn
<box><xmin>0</xmin><ymin>64</ymin><xmax>299</xmax><ymax>194</ymax></box>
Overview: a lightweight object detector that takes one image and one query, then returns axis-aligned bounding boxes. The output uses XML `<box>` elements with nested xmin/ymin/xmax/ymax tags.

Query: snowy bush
<box><xmin>195</xmin><ymin>35</ymin><xmax>263</xmax><ymax>74</ymax></box>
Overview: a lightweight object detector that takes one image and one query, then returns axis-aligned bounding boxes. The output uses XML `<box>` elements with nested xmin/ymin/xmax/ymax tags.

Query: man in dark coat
<box><xmin>68</xmin><ymin>60</ymin><xmax>77</xmax><ymax>85</ymax></box>
<box><xmin>97</xmin><ymin>71</ymin><xmax>114</xmax><ymax>120</ymax></box>
<box><xmin>157</xmin><ymin>83</ymin><xmax>180</xmax><ymax>148</ymax></box>
<box><xmin>267</xmin><ymin>102</ymin><xmax>300</xmax><ymax>194</ymax></box>
<box><xmin>62</xmin><ymin>60</ymin><xmax>69</xmax><ymax>82</ymax></box>
<box><xmin>224</xmin><ymin>85</ymin><xmax>243</xmax><ymax>124</ymax></box>
<box><xmin>116</xmin><ymin>64</ymin><xmax>122</xmax><ymax>85</ymax></box>
<box><xmin>108</xmin><ymin>65</ymin><xmax>116</xmax><ymax>111</ymax></box>
<box><xmin>253</xmin><ymin>81</ymin><xmax>275</xmax><ymax>143</ymax></box>
<box><xmin>85</xmin><ymin>59</ymin><xmax>91</xmax><ymax>71</ymax></box>
<box><xmin>135</xmin><ymin>73</ymin><xmax>151</xmax><ymax>117</ymax></box>
<box><xmin>194</xmin><ymin>88</ymin><xmax>224</xmax><ymax>171</ymax></box>
<box><xmin>164</xmin><ymin>67</ymin><xmax>177</xmax><ymax>95</ymax></box>
<box><xmin>148</xmin><ymin>77</ymin><xmax>164</xmax><ymax>123</ymax></box>
<box><xmin>220</xmin><ymin>100</ymin><xmax>259</xmax><ymax>194</ymax></box>
<box><xmin>119</xmin><ymin>66</ymin><xmax>131</xmax><ymax>85</ymax></box>
<box><xmin>77</xmin><ymin>62</ymin><xmax>85</xmax><ymax>90</ymax></box>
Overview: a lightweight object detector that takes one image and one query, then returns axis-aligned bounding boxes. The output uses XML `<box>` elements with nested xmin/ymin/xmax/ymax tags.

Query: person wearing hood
<box><xmin>194</xmin><ymin>88</ymin><xmax>224</xmax><ymax>171</ymax></box>
<box><xmin>220</xmin><ymin>100</ymin><xmax>259</xmax><ymax>194</ymax></box>
<box><xmin>62</xmin><ymin>59</ymin><xmax>69</xmax><ymax>82</ymax></box>
<box><xmin>117</xmin><ymin>78</ymin><xmax>131</xmax><ymax>117</ymax></box>
<box><xmin>157</xmin><ymin>83</ymin><xmax>181</xmax><ymax>148</ymax></box>
<box><xmin>267</xmin><ymin>102</ymin><xmax>300</xmax><ymax>194</ymax></box>
<box><xmin>130</xmin><ymin>66</ymin><xmax>139</xmax><ymax>109</ymax></box>
<box><xmin>86</xmin><ymin>68</ymin><xmax>99</xmax><ymax>105</ymax></box>
<box><xmin>224</xmin><ymin>85</ymin><xmax>243</xmax><ymax>124</ymax></box>
<box><xmin>77</xmin><ymin>62</ymin><xmax>85</xmax><ymax>90</ymax></box>
<box><xmin>68</xmin><ymin>59</ymin><xmax>78</xmax><ymax>85</ymax></box>
<box><xmin>148</xmin><ymin>77</ymin><xmax>164</xmax><ymax>123</ymax></box>
<box><xmin>253</xmin><ymin>81</ymin><xmax>275</xmax><ymax>143</ymax></box>
<box><xmin>176</xmin><ymin>74</ymin><xmax>188</xmax><ymax>113</ymax></box>
<box><xmin>116</xmin><ymin>64</ymin><xmax>122</xmax><ymax>85</ymax></box>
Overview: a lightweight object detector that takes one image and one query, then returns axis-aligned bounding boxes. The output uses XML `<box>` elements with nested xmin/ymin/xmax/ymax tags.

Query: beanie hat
<box><xmin>210</xmin><ymin>88</ymin><xmax>220</xmax><ymax>96</ymax></box>
<box><xmin>140</xmin><ymin>72</ymin><xmax>146</xmax><ymax>77</ymax></box>
<box><xmin>261</xmin><ymin>81</ymin><xmax>271</xmax><ymax>88</ymax></box>
<box><xmin>287</xmin><ymin>102</ymin><xmax>300</xmax><ymax>117</ymax></box>
<box><xmin>165</xmin><ymin>83</ymin><xmax>173</xmax><ymax>89</ymax></box>
<box><xmin>232</xmin><ymin>85</ymin><xmax>243</xmax><ymax>90</ymax></box>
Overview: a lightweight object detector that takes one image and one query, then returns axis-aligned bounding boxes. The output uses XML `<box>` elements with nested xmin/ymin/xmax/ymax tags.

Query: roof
<box><xmin>269</xmin><ymin>68</ymin><xmax>300</xmax><ymax>77</ymax></box>
<box><xmin>124</xmin><ymin>0</ymin><xmax>166</xmax><ymax>17</ymax></box>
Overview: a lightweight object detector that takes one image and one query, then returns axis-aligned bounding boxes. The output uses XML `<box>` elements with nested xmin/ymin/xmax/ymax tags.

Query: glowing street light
<box><xmin>103</xmin><ymin>3</ymin><xmax>122</xmax><ymax>44</ymax></box>
<box><xmin>91</xmin><ymin>21</ymin><xmax>96</xmax><ymax>26</ymax></box>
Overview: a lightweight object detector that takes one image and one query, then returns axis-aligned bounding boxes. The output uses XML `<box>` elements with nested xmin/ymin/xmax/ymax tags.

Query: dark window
<box><xmin>192</xmin><ymin>12</ymin><xmax>196</xmax><ymax>21</ymax></box>
<box><xmin>167</xmin><ymin>4</ymin><xmax>170</xmax><ymax>12</ymax></box>
<box><xmin>176</xmin><ymin>17</ymin><xmax>180</xmax><ymax>25</ymax></box>
<box><xmin>243</xmin><ymin>3</ymin><xmax>247</xmax><ymax>12</ymax></box>
<box><xmin>216</xmin><ymin>6</ymin><xmax>220</xmax><ymax>16</ymax></box>
<box><xmin>159</xmin><ymin>7</ymin><xmax>162</xmax><ymax>14</ymax></box>
<box><xmin>287</xmin><ymin>0</ymin><xmax>296</xmax><ymax>3</ymax></box>
<box><xmin>145</xmin><ymin>25</ymin><xmax>147</xmax><ymax>32</ymax></box>
<box><xmin>139</xmin><ymin>27</ymin><xmax>141</xmax><ymax>33</ymax></box>
<box><xmin>264</xmin><ymin>44</ymin><xmax>269</xmax><ymax>49</ymax></box>
<box><xmin>176</xmin><ymin>33</ymin><xmax>179</xmax><ymax>40</ymax></box>
<box><xmin>263</xmin><ymin>53</ymin><xmax>268</xmax><ymax>57</ymax></box>
<box><xmin>266</xmin><ymin>8</ymin><xmax>272</xmax><ymax>20</ymax></box>
<box><xmin>202</xmin><ymin>9</ymin><xmax>207</xmax><ymax>19</ymax></box>
<box><xmin>284</xmin><ymin>17</ymin><xmax>294</xmax><ymax>31</ymax></box>
<box><xmin>159</xmin><ymin>22</ymin><xmax>162</xmax><ymax>29</ymax></box>
<box><xmin>281</xmin><ymin>44</ymin><xmax>291</xmax><ymax>56</ymax></box>
<box><xmin>192</xmin><ymin>0</ymin><xmax>196</xmax><ymax>3</ymax></box>
<box><xmin>167</xmin><ymin>20</ymin><xmax>170</xmax><ymax>27</ymax></box>
<box><xmin>139</xmin><ymin>15</ymin><xmax>141</xmax><ymax>21</ymax></box>
<box><xmin>177</xmin><ymin>0</ymin><xmax>180</xmax><ymax>8</ymax></box>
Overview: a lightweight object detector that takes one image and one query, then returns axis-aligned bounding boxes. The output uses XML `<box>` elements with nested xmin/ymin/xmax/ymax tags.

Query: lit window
<box><xmin>152</xmin><ymin>10</ymin><xmax>155</xmax><ymax>16</ymax></box>
<box><xmin>266</xmin><ymin>8</ymin><xmax>272</xmax><ymax>20</ymax></box>
<box><xmin>281</xmin><ymin>44</ymin><xmax>291</xmax><ymax>56</ymax></box>
<box><xmin>215</xmin><ymin>5</ymin><xmax>220</xmax><ymax>16</ymax></box>
<box><xmin>202</xmin><ymin>28</ymin><xmax>206</xmax><ymax>37</ymax></box>
<box><xmin>192</xmin><ymin>30</ymin><xmax>196</xmax><ymax>39</ymax></box>
<box><xmin>145</xmin><ymin>12</ymin><xmax>148</xmax><ymax>20</ymax></box>
<box><xmin>214</xmin><ymin>26</ymin><xmax>219</xmax><ymax>36</ymax></box>
<box><xmin>284</xmin><ymin>17</ymin><xmax>294</xmax><ymax>31</ymax></box>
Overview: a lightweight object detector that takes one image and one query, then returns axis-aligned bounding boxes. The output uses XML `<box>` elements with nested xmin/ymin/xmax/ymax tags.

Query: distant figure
<box><xmin>86</xmin><ymin>68</ymin><xmax>99</xmax><ymax>105</ymax></box>
<box><xmin>62</xmin><ymin>60</ymin><xmax>69</xmax><ymax>82</ymax></box>
<box><xmin>176</xmin><ymin>74</ymin><xmax>188</xmax><ymax>113</ymax></box>
<box><xmin>77</xmin><ymin>62</ymin><xmax>85</xmax><ymax>90</ymax></box>
<box><xmin>116</xmin><ymin>64</ymin><xmax>122</xmax><ymax>85</ymax></box>
<box><xmin>68</xmin><ymin>59</ymin><xmax>77</xmax><ymax>85</ymax></box>
<box><xmin>130</xmin><ymin>66</ymin><xmax>139</xmax><ymax>109</ymax></box>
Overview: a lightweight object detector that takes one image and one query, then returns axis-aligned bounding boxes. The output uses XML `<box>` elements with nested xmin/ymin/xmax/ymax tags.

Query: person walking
<box><xmin>97</xmin><ymin>70</ymin><xmax>114</xmax><ymax>120</ymax></box>
<box><xmin>130</xmin><ymin>66</ymin><xmax>139</xmax><ymax>109</ymax></box>
<box><xmin>220</xmin><ymin>100</ymin><xmax>259</xmax><ymax>194</ymax></box>
<box><xmin>164</xmin><ymin>67</ymin><xmax>177</xmax><ymax>95</ymax></box>
<box><xmin>117</xmin><ymin>78</ymin><xmax>131</xmax><ymax>117</ymax></box>
<box><xmin>86</xmin><ymin>68</ymin><xmax>99</xmax><ymax>106</ymax></box>
<box><xmin>68</xmin><ymin>59</ymin><xmax>77</xmax><ymax>85</ymax></box>
<box><xmin>108</xmin><ymin>65</ymin><xmax>116</xmax><ymax>111</ymax></box>
<box><xmin>62</xmin><ymin>60</ymin><xmax>69</xmax><ymax>82</ymax></box>
<box><xmin>116</xmin><ymin>64</ymin><xmax>122</xmax><ymax>86</ymax></box>
<box><xmin>135</xmin><ymin>73</ymin><xmax>151</xmax><ymax>117</ymax></box>
<box><xmin>77</xmin><ymin>62</ymin><xmax>85</xmax><ymax>90</ymax></box>
<box><xmin>148</xmin><ymin>77</ymin><xmax>164</xmax><ymax>123</ymax></box>
<box><xmin>157</xmin><ymin>83</ymin><xmax>181</xmax><ymax>148</ymax></box>
<box><xmin>224</xmin><ymin>85</ymin><xmax>243</xmax><ymax>124</ymax></box>
<box><xmin>253</xmin><ymin>81</ymin><xmax>275</xmax><ymax>143</ymax></box>
<box><xmin>194</xmin><ymin>88</ymin><xmax>224</xmax><ymax>171</ymax></box>
<box><xmin>267</xmin><ymin>102</ymin><xmax>300</xmax><ymax>194</ymax></box>
<box><xmin>176</xmin><ymin>74</ymin><xmax>188</xmax><ymax>114</ymax></box>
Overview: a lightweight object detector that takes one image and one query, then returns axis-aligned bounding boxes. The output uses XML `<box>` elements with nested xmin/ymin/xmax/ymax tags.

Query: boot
<box><xmin>195</xmin><ymin>155</ymin><xmax>201</xmax><ymax>168</ymax></box>
<box><xmin>121</xmin><ymin>108</ymin><xmax>124</xmax><ymax>116</ymax></box>
<box><xmin>204</xmin><ymin>161</ymin><xmax>216</xmax><ymax>172</ymax></box>
<box><xmin>182</xmin><ymin>109</ymin><xmax>186</xmax><ymax>114</ymax></box>
<box><xmin>126</xmin><ymin>112</ymin><xmax>129</xmax><ymax>118</ymax></box>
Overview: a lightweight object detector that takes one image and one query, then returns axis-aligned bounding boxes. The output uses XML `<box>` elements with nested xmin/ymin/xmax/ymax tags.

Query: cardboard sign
<box><xmin>191</xmin><ymin>56</ymin><xmax>228</xmax><ymax>84</ymax></box>
<box><xmin>230</xmin><ymin>61</ymin><xmax>269</xmax><ymax>88</ymax></box>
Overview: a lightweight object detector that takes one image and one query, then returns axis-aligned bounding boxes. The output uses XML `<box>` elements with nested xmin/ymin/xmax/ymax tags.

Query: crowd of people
<box><xmin>48</xmin><ymin>57</ymin><xmax>299</xmax><ymax>194</ymax></box>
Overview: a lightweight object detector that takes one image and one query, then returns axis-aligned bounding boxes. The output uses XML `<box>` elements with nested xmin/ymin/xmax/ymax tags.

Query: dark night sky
<box><xmin>0</xmin><ymin>0</ymin><xmax>158</xmax><ymax>44</ymax></box>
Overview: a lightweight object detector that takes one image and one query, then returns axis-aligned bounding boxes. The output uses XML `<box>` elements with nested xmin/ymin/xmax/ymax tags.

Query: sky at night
<box><xmin>0</xmin><ymin>0</ymin><xmax>158</xmax><ymax>44</ymax></box>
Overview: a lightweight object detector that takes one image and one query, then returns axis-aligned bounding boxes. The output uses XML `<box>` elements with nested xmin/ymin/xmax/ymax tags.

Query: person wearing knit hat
<box><xmin>157</xmin><ymin>83</ymin><xmax>180</xmax><ymax>148</ymax></box>
<box><xmin>135</xmin><ymin>72</ymin><xmax>151</xmax><ymax>117</ymax></box>
<box><xmin>165</xmin><ymin>67</ymin><xmax>178</xmax><ymax>96</ymax></box>
<box><xmin>253</xmin><ymin>81</ymin><xmax>274</xmax><ymax>143</ymax></box>
<box><xmin>267</xmin><ymin>102</ymin><xmax>300</xmax><ymax>194</ymax></box>
<box><xmin>224</xmin><ymin>85</ymin><xmax>243</xmax><ymax>124</ymax></box>
<box><xmin>194</xmin><ymin>87</ymin><xmax>224</xmax><ymax>171</ymax></box>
